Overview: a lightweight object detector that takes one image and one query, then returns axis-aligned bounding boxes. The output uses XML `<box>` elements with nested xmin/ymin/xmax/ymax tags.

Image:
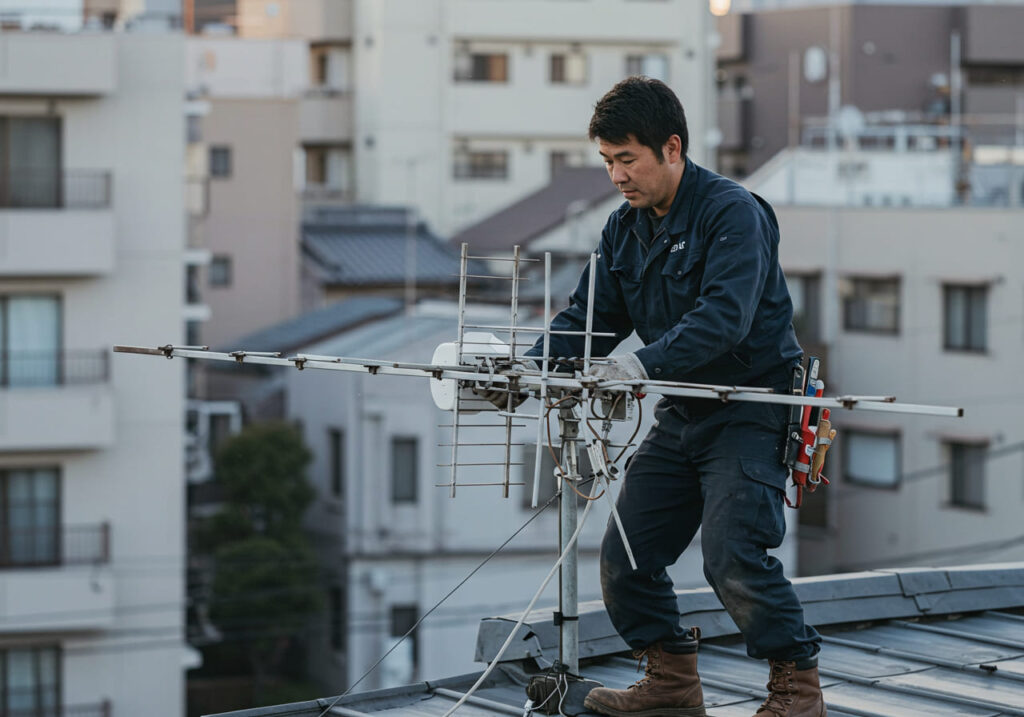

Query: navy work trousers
<box><xmin>600</xmin><ymin>395</ymin><xmax>821</xmax><ymax>662</ymax></box>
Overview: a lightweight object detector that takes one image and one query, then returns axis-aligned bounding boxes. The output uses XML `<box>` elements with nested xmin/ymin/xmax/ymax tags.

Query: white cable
<box><xmin>441</xmin><ymin>482</ymin><xmax>598</xmax><ymax>717</ymax></box>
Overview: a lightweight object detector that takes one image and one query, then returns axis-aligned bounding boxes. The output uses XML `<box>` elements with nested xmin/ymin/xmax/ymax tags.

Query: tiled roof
<box><xmin>206</xmin><ymin>563</ymin><xmax>1024</xmax><ymax>717</ymax></box>
<box><xmin>451</xmin><ymin>167</ymin><xmax>618</xmax><ymax>254</ymax></box>
<box><xmin>303</xmin><ymin>225</ymin><xmax>471</xmax><ymax>287</ymax></box>
<box><xmin>215</xmin><ymin>297</ymin><xmax>404</xmax><ymax>354</ymax></box>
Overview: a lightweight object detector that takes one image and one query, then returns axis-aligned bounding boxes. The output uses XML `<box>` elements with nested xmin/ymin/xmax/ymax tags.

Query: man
<box><xmin>525</xmin><ymin>77</ymin><xmax>825</xmax><ymax>717</ymax></box>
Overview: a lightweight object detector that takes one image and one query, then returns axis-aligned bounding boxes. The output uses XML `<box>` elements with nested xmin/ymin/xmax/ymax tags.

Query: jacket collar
<box><xmin>617</xmin><ymin>156</ymin><xmax>700</xmax><ymax>236</ymax></box>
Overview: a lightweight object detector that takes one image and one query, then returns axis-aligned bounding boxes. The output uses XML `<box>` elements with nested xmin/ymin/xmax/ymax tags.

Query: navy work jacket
<box><xmin>528</xmin><ymin>158</ymin><xmax>802</xmax><ymax>388</ymax></box>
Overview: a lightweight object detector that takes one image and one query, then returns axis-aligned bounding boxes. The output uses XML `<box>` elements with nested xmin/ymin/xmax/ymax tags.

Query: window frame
<box><xmin>328</xmin><ymin>427</ymin><xmax>345</xmax><ymax>499</ymax></box>
<box><xmin>390</xmin><ymin>436</ymin><xmax>419</xmax><ymax>504</ymax></box>
<box><xmin>842</xmin><ymin>428</ymin><xmax>902</xmax><ymax>490</ymax></box>
<box><xmin>209</xmin><ymin>145</ymin><xmax>232</xmax><ymax>179</ymax></box>
<box><xmin>945</xmin><ymin>439</ymin><xmax>988</xmax><ymax>511</ymax></box>
<box><xmin>453</xmin><ymin>149</ymin><xmax>509</xmax><ymax>180</ymax></box>
<box><xmin>549</xmin><ymin>51</ymin><xmax>587</xmax><ymax>85</ymax></box>
<box><xmin>0</xmin><ymin>467</ymin><xmax>62</xmax><ymax>568</ymax></box>
<box><xmin>786</xmin><ymin>271</ymin><xmax>823</xmax><ymax>345</ymax></box>
<box><xmin>0</xmin><ymin>294</ymin><xmax>63</xmax><ymax>388</ymax></box>
<box><xmin>942</xmin><ymin>283</ymin><xmax>988</xmax><ymax>354</ymax></box>
<box><xmin>841</xmin><ymin>275</ymin><xmax>901</xmax><ymax>335</ymax></box>
<box><xmin>0</xmin><ymin>645</ymin><xmax>62</xmax><ymax>715</ymax></box>
<box><xmin>208</xmin><ymin>255</ymin><xmax>232</xmax><ymax>288</ymax></box>
<box><xmin>453</xmin><ymin>51</ymin><xmax>510</xmax><ymax>83</ymax></box>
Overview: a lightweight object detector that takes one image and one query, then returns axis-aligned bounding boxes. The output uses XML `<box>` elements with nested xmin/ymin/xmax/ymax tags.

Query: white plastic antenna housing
<box><xmin>430</xmin><ymin>332</ymin><xmax>510</xmax><ymax>412</ymax></box>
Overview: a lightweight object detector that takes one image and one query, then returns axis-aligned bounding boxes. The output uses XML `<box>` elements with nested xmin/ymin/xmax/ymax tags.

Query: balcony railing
<box><xmin>0</xmin><ymin>170</ymin><xmax>111</xmax><ymax>210</ymax></box>
<box><xmin>301</xmin><ymin>184</ymin><xmax>355</xmax><ymax>203</ymax></box>
<box><xmin>0</xmin><ymin>522</ymin><xmax>110</xmax><ymax>568</ymax></box>
<box><xmin>3</xmin><ymin>700</ymin><xmax>111</xmax><ymax>717</ymax></box>
<box><xmin>0</xmin><ymin>350</ymin><xmax>110</xmax><ymax>388</ymax></box>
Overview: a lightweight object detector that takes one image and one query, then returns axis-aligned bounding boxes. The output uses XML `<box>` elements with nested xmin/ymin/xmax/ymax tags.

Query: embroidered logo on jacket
<box><xmin>669</xmin><ymin>240</ymin><xmax>686</xmax><ymax>253</ymax></box>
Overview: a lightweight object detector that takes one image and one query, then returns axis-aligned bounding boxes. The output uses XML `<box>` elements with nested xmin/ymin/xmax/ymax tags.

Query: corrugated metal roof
<box><xmin>206</xmin><ymin>564</ymin><xmax>1024</xmax><ymax>717</ymax></box>
<box><xmin>216</xmin><ymin>297</ymin><xmax>404</xmax><ymax>353</ymax></box>
<box><xmin>451</xmin><ymin>168</ymin><xmax>618</xmax><ymax>254</ymax></box>
<box><xmin>303</xmin><ymin>225</ymin><xmax>474</xmax><ymax>287</ymax></box>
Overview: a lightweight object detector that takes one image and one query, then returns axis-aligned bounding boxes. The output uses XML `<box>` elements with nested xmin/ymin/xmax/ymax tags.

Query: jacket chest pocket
<box><xmin>610</xmin><ymin>262</ymin><xmax>648</xmax><ymax>330</ymax></box>
<box><xmin>660</xmin><ymin>248</ymin><xmax>703</xmax><ymax>317</ymax></box>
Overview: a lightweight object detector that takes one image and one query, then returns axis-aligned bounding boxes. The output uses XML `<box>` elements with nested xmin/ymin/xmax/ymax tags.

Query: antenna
<box><xmin>114</xmin><ymin>243</ymin><xmax>963</xmax><ymax>714</ymax></box>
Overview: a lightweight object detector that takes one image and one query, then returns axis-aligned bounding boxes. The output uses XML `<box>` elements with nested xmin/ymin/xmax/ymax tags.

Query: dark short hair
<box><xmin>588</xmin><ymin>76</ymin><xmax>689</xmax><ymax>161</ymax></box>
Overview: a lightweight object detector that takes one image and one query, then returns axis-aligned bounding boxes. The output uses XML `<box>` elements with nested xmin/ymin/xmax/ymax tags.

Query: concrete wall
<box><xmin>198</xmin><ymin>98</ymin><xmax>301</xmax><ymax>346</ymax></box>
<box><xmin>0</xmin><ymin>33</ymin><xmax>185</xmax><ymax>717</ymax></box>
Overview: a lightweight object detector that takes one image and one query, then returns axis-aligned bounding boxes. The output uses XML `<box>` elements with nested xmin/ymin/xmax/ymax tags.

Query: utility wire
<box><xmin>313</xmin><ymin>482</ymin><xmax>565</xmax><ymax>717</ymax></box>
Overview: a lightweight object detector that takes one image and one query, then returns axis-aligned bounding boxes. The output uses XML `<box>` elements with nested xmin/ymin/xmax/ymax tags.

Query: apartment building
<box><xmin>0</xmin><ymin>24</ymin><xmax>186</xmax><ymax>717</ymax></box>
<box><xmin>716</xmin><ymin>1</ymin><xmax>1024</xmax><ymax>179</ymax></box>
<box><xmin>191</xmin><ymin>0</ymin><xmax>715</xmax><ymax>239</ymax></box>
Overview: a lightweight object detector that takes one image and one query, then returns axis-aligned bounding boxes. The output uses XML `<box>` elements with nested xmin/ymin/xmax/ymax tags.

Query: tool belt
<box><xmin>782</xmin><ymin>356</ymin><xmax>837</xmax><ymax>509</ymax></box>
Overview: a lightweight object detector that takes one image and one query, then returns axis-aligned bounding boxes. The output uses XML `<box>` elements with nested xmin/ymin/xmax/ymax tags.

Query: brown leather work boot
<box><xmin>583</xmin><ymin>639</ymin><xmax>706</xmax><ymax>716</ymax></box>
<box><xmin>753</xmin><ymin>660</ymin><xmax>826</xmax><ymax>717</ymax></box>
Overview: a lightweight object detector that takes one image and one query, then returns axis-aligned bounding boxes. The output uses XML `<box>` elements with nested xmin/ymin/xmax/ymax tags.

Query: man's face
<box><xmin>598</xmin><ymin>134</ymin><xmax>683</xmax><ymax>217</ymax></box>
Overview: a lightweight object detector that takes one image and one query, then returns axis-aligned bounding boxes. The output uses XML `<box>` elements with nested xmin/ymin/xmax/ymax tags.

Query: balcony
<box><xmin>1</xmin><ymin>523</ymin><xmax>110</xmax><ymax>569</ymax></box>
<box><xmin>6</xmin><ymin>703</ymin><xmax>111</xmax><ymax>717</ymax></box>
<box><xmin>0</xmin><ymin>170</ymin><xmax>115</xmax><ymax>277</ymax></box>
<box><xmin>0</xmin><ymin>33</ymin><xmax>116</xmax><ymax>95</ymax></box>
<box><xmin>6</xmin><ymin>701</ymin><xmax>112</xmax><ymax>717</ymax></box>
<box><xmin>0</xmin><ymin>524</ymin><xmax>114</xmax><ymax>633</ymax></box>
<box><xmin>0</xmin><ymin>350</ymin><xmax>114</xmax><ymax>452</ymax></box>
<box><xmin>299</xmin><ymin>90</ymin><xmax>355</xmax><ymax>144</ymax></box>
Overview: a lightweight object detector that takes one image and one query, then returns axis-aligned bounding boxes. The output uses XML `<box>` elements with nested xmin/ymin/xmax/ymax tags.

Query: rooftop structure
<box><xmin>204</xmin><ymin>562</ymin><xmax>1024</xmax><ymax>716</ymax></box>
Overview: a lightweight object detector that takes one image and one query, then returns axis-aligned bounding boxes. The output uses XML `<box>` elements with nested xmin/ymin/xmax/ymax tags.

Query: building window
<box><xmin>209</xmin><ymin>145</ymin><xmax>232</xmax><ymax>178</ymax></box>
<box><xmin>0</xmin><ymin>646</ymin><xmax>60</xmax><ymax>713</ymax></box>
<box><xmin>842</xmin><ymin>276</ymin><xmax>900</xmax><ymax>334</ymax></box>
<box><xmin>788</xmin><ymin>273</ymin><xmax>822</xmax><ymax>344</ymax></box>
<box><xmin>0</xmin><ymin>117</ymin><xmax>62</xmax><ymax>208</ymax></box>
<box><xmin>453</xmin><ymin>149</ymin><xmax>509</xmax><ymax>180</ymax></box>
<box><xmin>943</xmin><ymin>284</ymin><xmax>987</xmax><ymax>353</ymax></box>
<box><xmin>385</xmin><ymin>604</ymin><xmax>419</xmax><ymax>684</ymax></box>
<box><xmin>454</xmin><ymin>51</ymin><xmax>509</xmax><ymax>82</ymax></box>
<box><xmin>1</xmin><ymin>468</ymin><xmax>60</xmax><ymax>567</ymax></box>
<box><xmin>329</xmin><ymin>586</ymin><xmax>345</xmax><ymax>651</ymax></box>
<box><xmin>844</xmin><ymin>430</ymin><xmax>900</xmax><ymax>488</ymax></box>
<box><xmin>209</xmin><ymin>256</ymin><xmax>232</xmax><ymax>288</ymax></box>
<box><xmin>0</xmin><ymin>295</ymin><xmax>61</xmax><ymax>388</ymax></box>
<box><xmin>625</xmin><ymin>53</ymin><xmax>669</xmax><ymax>82</ymax></box>
<box><xmin>391</xmin><ymin>437</ymin><xmax>418</xmax><ymax>504</ymax></box>
<box><xmin>947</xmin><ymin>441</ymin><xmax>986</xmax><ymax>510</ymax></box>
<box><xmin>328</xmin><ymin>428</ymin><xmax>345</xmax><ymax>499</ymax></box>
<box><xmin>549</xmin><ymin>150</ymin><xmax>586</xmax><ymax>178</ymax></box>
<box><xmin>550</xmin><ymin>52</ymin><xmax>587</xmax><ymax>85</ymax></box>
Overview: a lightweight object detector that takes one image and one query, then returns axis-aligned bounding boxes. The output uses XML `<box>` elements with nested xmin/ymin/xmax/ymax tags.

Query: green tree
<box><xmin>200</xmin><ymin>422</ymin><xmax>323</xmax><ymax>700</ymax></box>
<box><xmin>203</xmin><ymin>421</ymin><xmax>315</xmax><ymax>547</ymax></box>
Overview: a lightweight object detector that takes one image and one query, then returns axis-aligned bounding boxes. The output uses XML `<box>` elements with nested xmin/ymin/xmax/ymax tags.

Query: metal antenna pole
<box><xmin>503</xmin><ymin>245</ymin><xmax>522</xmax><ymax>498</ymax></box>
<box><xmin>557</xmin><ymin>400</ymin><xmax>581</xmax><ymax>676</ymax></box>
<box><xmin>531</xmin><ymin>252</ymin><xmax>552</xmax><ymax>509</ymax></box>
<box><xmin>449</xmin><ymin>243</ymin><xmax>470</xmax><ymax>498</ymax></box>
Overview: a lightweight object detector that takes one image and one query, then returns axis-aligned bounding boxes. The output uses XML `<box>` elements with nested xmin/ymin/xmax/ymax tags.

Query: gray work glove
<box><xmin>473</xmin><ymin>359</ymin><xmax>539</xmax><ymax>410</ymax></box>
<box><xmin>588</xmin><ymin>353</ymin><xmax>648</xmax><ymax>382</ymax></box>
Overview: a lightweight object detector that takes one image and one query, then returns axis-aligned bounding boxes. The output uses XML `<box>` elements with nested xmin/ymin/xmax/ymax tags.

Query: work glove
<box><xmin>587</xmin><ymin>353</ymin><xmax>648</xmax><ymax>382</ymax></box>
<box><xmin>473</xmin><ymin>359</ymin><xmax>539</xmax><ymax>410</ymax></box>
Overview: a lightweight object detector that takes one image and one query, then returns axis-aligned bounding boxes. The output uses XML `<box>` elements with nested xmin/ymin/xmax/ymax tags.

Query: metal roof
<box><xmin>215</xmin><ymin>297</ymin><xmax>404</xmax><ymax>353</ymax></box>
<box><xmin>206</xmin><ymin>563</ymin><xmax>1024</xmax><ymax>717</ymax></box>
<box><xmin>451</xmin><ymin>168</ymin><xmax>618</xmax><ymax>254</ymax></box>
<box><xmin>303</xmin><ymin>224</ymin><xmax>474</xmax><ymax>287</ymax></box>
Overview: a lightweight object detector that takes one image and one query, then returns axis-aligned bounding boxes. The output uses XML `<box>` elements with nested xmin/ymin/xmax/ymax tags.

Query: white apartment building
<box><xmin>738</xmin><ymin>123</ymin><xmax>1024</xmax><ymax>575</ymax></box>
<box><xmin>0</xmin><ymin>26</ymin><xmax>187</xmax><ymax>717</ymax></box>
<box><xmin>219</xmin><ymin>0</ymin><xmax>717</xmax><ymax>238</ymax></box>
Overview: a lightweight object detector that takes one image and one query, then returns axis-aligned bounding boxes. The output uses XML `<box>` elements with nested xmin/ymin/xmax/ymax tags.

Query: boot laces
<box><xmin>756</xmin><ymin>661</ymin><xmax>797</xmax><ymax>716</ymax></box>
<box><xmin>628</xmin><ymin>647</ymin><xmax>661</xmax><ymax>691</ymax></box>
